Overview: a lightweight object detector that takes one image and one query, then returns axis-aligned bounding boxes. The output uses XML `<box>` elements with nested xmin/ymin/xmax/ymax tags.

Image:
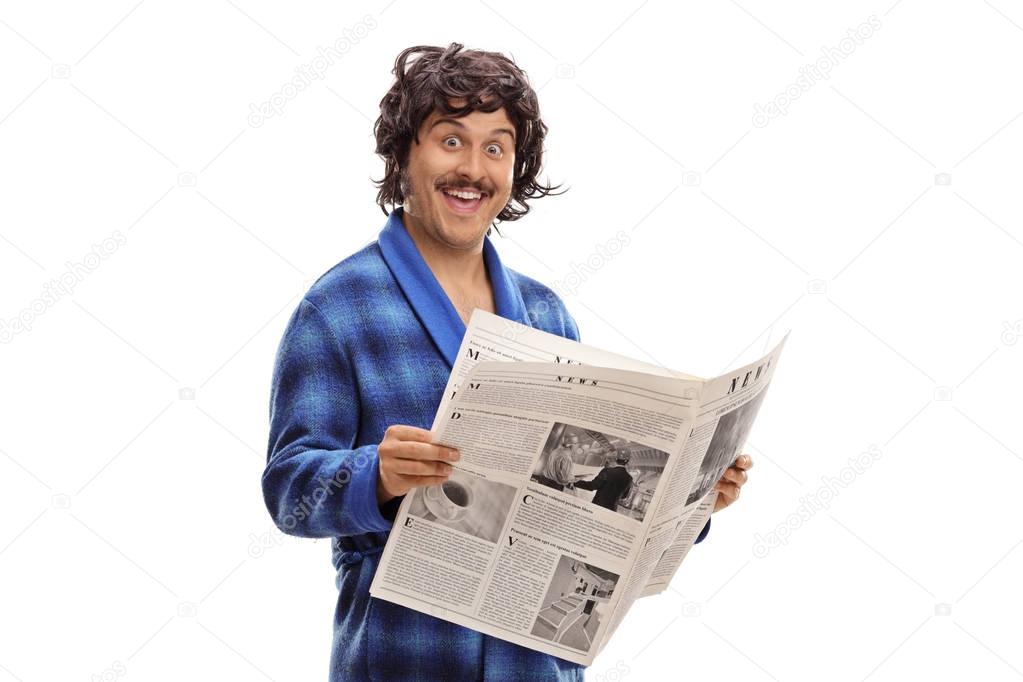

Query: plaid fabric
<box><xmin>263</xmin><ymin>208</ymin><xmax>707</xmax><ymax>681</ymax></box>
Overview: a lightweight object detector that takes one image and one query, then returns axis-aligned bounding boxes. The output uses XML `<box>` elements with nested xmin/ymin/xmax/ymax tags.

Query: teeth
<box><xmin>442</xmin><ymin>188</ymin><xmax>482</xmax><ymax>201</ymax></box>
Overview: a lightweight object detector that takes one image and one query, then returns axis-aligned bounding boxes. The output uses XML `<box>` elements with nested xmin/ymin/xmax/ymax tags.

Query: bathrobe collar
<box><xmin>377</xmin><ymin>207</ymin><xmax>528</xmax><ymax>369</ymax></box>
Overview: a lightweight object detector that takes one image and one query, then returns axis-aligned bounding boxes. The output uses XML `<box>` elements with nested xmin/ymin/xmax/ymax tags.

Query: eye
<box><xmin>442</xmin><ymin>136</ymin><xmax>461</xmax><ymax>148</ymax></box>
<box><xmin>485</xmin><ymin>143</ymin><xmax>503</xmax><ymax>157</ymax></box>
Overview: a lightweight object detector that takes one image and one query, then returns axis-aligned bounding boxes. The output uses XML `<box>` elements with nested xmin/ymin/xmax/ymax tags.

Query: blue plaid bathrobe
<box><xmin>263</xmin><ymin>207</ymin><xmax>710</xmax><ymax>681</ymax></box>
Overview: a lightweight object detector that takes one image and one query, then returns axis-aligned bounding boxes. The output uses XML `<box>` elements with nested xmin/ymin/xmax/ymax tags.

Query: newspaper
<box><xmin>369</xmin><ymin>310</ymin><xmax>787</xmax><ymax>665</ymax></box>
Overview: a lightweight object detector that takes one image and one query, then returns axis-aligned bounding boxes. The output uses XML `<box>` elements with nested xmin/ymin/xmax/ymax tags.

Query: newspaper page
<box><xmin>428</xmin><ymin>310</ymin><xmax>700</xmax><ymax>433</ymax></box>
<box><xmin>640</xmin><ymin>342</ymin><xmax>784</xmax><ymax>598</ymax></box>
<box><xmin>370</xmin><ymin>359</ymin><xmax>703</xmax><ymax>665</ymax></box>
<box><xmin>639</xmin><ymin>493</ymin><xmax>716</xmax><ymax>598</ymax></box>
<box><xmin>369</xmin><ymin>310</ymin><xmax>788</xmax><ymax>664</ymax></box>
<box><xmin>594</xmin><ymin>339</ymin><xmax>785</xmax><ymax>648</ymax></box>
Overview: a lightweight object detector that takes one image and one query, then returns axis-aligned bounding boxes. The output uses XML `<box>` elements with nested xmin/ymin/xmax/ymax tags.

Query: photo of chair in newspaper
<box><xmin>407</xmin><ymin>469</ymin><xmax>516</xmax><ymax>544</ymax></box>
<box><xmin>530</xmin><ymin>555</ymin><xmax>620</xmax><ymax>653</ymax></box>
<box><xmin>686</xmin><ymin>383</ymin><xmax>770</xmax><ymax>505</ymax></box>
<box><xmin>529</xmin><ymin>422</ymin><xmax>668</xmax><ymax>523</ymax></box>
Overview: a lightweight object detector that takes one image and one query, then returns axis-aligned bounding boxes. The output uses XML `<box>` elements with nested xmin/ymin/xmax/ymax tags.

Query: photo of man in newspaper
<box><xmin>530</xmin><ymin>555</ymin><xmax>620</xmax><ymax>653</ymax></box>
<box><xmin>407</xmin><ymin>468</ymin><xmax>517</xmax><ymax>543</ymax></box>
<box><xmin>529</xmin><ymin>422</ymin><xmax>668</xmax><ymax>523</ymax></box>
<box><xmin>687</xmin><ymin>383</ymin><xmax>770</xmax><ymax>506</ymax></box>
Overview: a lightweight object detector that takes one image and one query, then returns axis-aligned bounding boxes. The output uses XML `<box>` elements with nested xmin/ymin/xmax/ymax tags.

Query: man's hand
<box><xmin>376</xmin><ymin>424</ymin><xmax>460</xmax><ymax>504</ymax></box>
<box><xmin>713</xmin><ymin>453</ymin><xmax>752</xmax><ymax>513</ymax></box>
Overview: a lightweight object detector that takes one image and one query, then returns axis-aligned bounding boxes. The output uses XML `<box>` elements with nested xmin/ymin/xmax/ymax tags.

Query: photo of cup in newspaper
<box><xmin>424</xmin><ymin>478</ymin><xmax>474</xmax><ymax>521</ymax></box>
<box><xmin>530</xmin><ymin>422</ymin><xmax>669</xmax><ymax>524</ymax></box>
<box><xmin>686</xmin><ymin>382</ymin><xmax>770</xmax><ymax>506</ymax></box>
<box><xmin>530</xmin><ymin>554</ymin><xmax>620</xmax><ymax>653</ymax></box>
<box><xmin>408</xmin><ymin>468</ymin><xmax>516</xmax><ymax>544</ymax></box>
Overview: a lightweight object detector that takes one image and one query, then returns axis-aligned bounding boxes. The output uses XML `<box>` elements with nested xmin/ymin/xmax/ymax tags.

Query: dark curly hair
<box><xmin>373</xmin><ymin>43</ymin><xmax>563</xmax><ymax>225</ymax></box>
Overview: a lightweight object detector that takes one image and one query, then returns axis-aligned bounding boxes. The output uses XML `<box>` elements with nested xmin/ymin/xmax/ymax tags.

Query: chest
<box><xmin>347</xmin><ymin>318</ymin><xmax>451</xmax><ymax>440</ymax></box>
<box><xmin>442</xmin><ymin>281</ymin><xmax>496</xmax><ymax>325</ymax></box>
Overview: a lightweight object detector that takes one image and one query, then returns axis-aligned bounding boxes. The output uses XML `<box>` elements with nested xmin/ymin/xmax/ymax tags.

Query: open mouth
<box><xmin>438</xmin><ymin>187</ymin><xmax>487</xmax><ymax>215</ymax></box>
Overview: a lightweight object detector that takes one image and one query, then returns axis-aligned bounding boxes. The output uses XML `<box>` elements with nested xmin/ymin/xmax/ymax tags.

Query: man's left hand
<box><xmin>713</xmin><ymin>453</ymin><xmax>752</xmax><ymax>513</ymax></box>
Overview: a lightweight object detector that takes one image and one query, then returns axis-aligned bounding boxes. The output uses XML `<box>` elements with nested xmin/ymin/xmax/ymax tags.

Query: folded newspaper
<box><xmin>369</xmin><ymin>310</ymin><xmax>788</xmax><ymax>665</ymax></box>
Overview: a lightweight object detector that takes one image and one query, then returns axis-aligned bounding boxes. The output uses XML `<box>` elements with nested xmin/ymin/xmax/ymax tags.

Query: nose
<box><xmin>455</xmin><ymin>147</ymin><xmax>486</xmax><ymax>185</ymax></box>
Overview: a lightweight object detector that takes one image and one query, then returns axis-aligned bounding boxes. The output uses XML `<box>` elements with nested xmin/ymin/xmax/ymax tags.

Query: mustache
<box><xmin>434</xmin><ymin>179</ymin><xmax>492</xmax><ymax>195</ymax></box>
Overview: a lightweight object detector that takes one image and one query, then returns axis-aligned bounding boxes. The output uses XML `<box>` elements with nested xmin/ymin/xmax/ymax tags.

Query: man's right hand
<box><xmin>376</xmin><ymin>424</ymin><xmax>460</xmax><ymax>505</ymax></box>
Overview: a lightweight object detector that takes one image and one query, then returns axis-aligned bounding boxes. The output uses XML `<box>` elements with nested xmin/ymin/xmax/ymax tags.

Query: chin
<box><xmin>436</xmin><ymin>219</ymin><xmax>490</xmax><ymax>249</ymax></box>
<box><xmin>433</xmin><ymin>204</ymin><xmax>492</xmax><ymax>243</ymax></box>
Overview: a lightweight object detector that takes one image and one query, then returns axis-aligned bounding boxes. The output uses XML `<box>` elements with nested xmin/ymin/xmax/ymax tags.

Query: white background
<box><xmin>2</xmin><ymin>1</ymin><xmax>1022</xmax><ymax>680</ymax></box>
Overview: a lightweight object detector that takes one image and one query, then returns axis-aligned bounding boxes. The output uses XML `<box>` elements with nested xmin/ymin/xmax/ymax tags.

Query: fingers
<box><xmin>380</xmin><ymin>424</ymin><xmax>460</xmax><ymax>463</ymax></box>
<box><xmin>381</xmin><ymin>440</ymin><xmax>460</xmax><ymax>463</ymax></box>
<box><xmin>714</xmin><ymin>480</ymin><xmax>740</xmax><ymax>501</ymax></box>
<box><xmin>384</xmin><ymin>424</ymin><xmax>435</xmax><ymax>444</ymax></box>
<box><xmin>378</xmin><ymin>424</ymin><xmax>463</xmax><ymax>499</ymax></box>
<box><xmin>380</xmin><ymin>471</ymin><xmax>450</xmax><ymax>499</ymax></box>
<box><xmin>378</xmin><ymin>455</ymin><xmax>454</xmax><ymax>499</ymax></box>
<box><xmin>720</xmin><ymin>466</ymin><xmax>748</xmax><ymax>486</ymax></box>
<box><xmin>711</xmin><ymin>455</ymin><xmax>751</xmax><ymax>512</ymax></box>
<box><xmin>390</xmin><ymin>457</ymin><xmax>454</xmax><ymax>477</ymax></box>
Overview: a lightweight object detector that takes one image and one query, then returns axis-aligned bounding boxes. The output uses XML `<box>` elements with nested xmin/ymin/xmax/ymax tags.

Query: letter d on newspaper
<box><xmin>370</xmin><ymin>310</ymin><xmax>788</xmax><ymax>665</ymax></box>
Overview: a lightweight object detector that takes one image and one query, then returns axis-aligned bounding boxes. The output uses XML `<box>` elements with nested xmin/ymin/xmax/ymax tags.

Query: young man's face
<box><xmin>401</xmin><ymin>101</ymin><xmax>516</xmax><ymax>250</ymax></box>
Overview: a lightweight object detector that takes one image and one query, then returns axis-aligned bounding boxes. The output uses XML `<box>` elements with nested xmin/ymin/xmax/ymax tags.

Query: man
<box><xmin>571</xmin><ymin>450</ymin><xmax>635</xmax><ymax>512</ymax></box>
<box><xmin>262</xmin><ymin>43</ymin><xmax>751</xmax><ymax>681</ymax></box>
<box><xmin>534</xmin><ymin>437</ymin><xmax>577</xmax><ymax>491</ymax></box>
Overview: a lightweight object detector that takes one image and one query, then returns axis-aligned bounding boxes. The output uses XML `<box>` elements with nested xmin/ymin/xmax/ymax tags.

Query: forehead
<box><xmin>421</xmin><ymin>104</ymin><xmax>515</xmax><ymax>137</ymax></box>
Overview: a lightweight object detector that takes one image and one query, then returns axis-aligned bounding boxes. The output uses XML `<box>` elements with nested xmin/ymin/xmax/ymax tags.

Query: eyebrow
<box><xmin>429</xmin><ymin>117</ymin><xmax>516</xmax><ymax>142</ymax></box>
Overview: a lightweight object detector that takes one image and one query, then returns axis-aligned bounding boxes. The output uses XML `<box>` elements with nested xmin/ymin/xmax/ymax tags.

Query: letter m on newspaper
<box><xmin>370</xmin><ymin>310</ymin><xmax>788</xmax><ymax>665</ymax></box>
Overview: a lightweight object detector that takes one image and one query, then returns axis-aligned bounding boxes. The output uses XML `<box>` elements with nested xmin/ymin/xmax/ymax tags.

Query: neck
<box><xmin>400</xmin><ymin>210</ymin><xmax>489</xmax><ymax>290</ymax></box>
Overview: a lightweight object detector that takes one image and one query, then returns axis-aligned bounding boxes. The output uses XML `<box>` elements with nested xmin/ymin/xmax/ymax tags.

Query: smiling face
<box><xmin>400</xmin><ymin>102</ymin><xmax>516</xmax><ymax>251</ymax></box>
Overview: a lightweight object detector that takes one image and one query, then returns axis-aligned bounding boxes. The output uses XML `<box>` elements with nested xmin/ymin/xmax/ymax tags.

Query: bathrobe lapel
<box><xmin>377</xmin><ymin>207</ymin><xmax>529</xmax><ymax>369</ymax></box>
